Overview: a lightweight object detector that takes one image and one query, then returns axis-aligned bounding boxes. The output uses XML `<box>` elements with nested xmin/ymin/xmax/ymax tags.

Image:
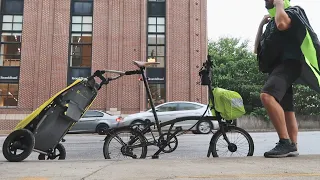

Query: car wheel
<box><xmin>196</xmin><ymin>120</ymin><xmax>213</xmax><ymax>134</ymax></box>
<box><xmin>96</xmin><ymin>124</ymin><xmax>109</xmax><ymax>135</ymax></box>
<box><xmin>131</xmin><ymin>120</ymin><xmax>146</xmax><ymax>130</ymax></box>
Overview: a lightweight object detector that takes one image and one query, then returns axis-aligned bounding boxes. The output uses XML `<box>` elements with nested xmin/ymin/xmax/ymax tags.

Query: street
<box><xmin>1</xmin><ymin>131</ymin><xmax>320</xmax><ymax>180</ymax></box>
<box><xmin>1</xmin><ymin>131</ymin><xmax>320</xmax><ymax>161</ymax></box>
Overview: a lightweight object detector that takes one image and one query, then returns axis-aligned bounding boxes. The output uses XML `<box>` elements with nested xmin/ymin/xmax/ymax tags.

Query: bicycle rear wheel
<box><xmin>209</xmin><ymin>126</ymin><xmax>254</xmax><ymax>157</ymax></box>
<box><xmin>103</xmin><ymin>128</ymin><xmax>148</xmax><ymax>159</ymax></box>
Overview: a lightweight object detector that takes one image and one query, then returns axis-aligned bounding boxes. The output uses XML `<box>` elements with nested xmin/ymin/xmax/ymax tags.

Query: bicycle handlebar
<box><xmin>198</xmin><ymin>55</ymin><xmax>213</xmax><ymax>86</ymax></box>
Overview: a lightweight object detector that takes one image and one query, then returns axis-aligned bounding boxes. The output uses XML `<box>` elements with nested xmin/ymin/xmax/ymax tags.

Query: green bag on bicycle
<box><xmin>209</xmin><ymin>87</ymin><xmax>245</xmax><ymax>120</ymax></box>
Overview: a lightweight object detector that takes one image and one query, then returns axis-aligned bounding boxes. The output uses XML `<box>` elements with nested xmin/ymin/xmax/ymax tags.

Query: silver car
<box><xmin>68</xmin><ymin>110</ymin><xmax>122</xmax><ymax>135</ymax></box>
<box><xmin>117</xmin><ymin>101</ymin><xmax>219</xmax><ymax>134</ymax></box>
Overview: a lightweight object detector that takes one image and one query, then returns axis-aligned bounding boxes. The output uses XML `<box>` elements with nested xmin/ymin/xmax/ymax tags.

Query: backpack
<box><xmin>257</xmin><ymin>19</ymin><xmax>285</xmax><ymax>73</ymax></box>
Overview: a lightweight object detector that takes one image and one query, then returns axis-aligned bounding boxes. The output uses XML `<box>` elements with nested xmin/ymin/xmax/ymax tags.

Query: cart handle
<box><xmin>90</xmin><ymin>69</ymin><xmax>143</xmax><ymax>89</ymax></box>
<box><xmin>103</xmin><ymin>70</ymin><xmax>126</xmax><ymax>81</ymax></box>
<box><xmin>92</xmin><ymin>70</ymin><xmax>125</xmax><ymax>83</ymax></box>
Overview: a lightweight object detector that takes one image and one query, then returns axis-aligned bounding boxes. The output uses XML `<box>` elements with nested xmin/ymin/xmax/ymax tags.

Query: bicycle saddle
<box><xmin>133</xmin><ymin>61</ymin><xmax>160</xmax><ymax>68</ymax></box>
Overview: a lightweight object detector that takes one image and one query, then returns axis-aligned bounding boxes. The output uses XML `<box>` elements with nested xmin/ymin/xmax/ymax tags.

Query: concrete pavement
<box><xmin>1</xmin><ymin>155</ymin><xmax>320</xmax><ymax>180</ymax></box>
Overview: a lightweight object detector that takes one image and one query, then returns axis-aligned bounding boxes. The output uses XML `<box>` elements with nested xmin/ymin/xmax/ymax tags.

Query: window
<box><xmin>83</xmin><ymin>110</ymin><xmax>104</xmax><ymax>118</ymax></box>
<box><xmin>146</xmin><ymin>0</ymin><xmax>166</xmax><ymax>108</ymax></box>
<box><xmin>0</xmin><ymin>0</ymin><xmax>23</xmax><ymax>107</ymax></box>
<box><xmin>148</xmin><ymin>2</ymin><xmax>165</xmax><ymax>16</ymax></box>
<box><xmin>0</xmin><ymin>0</ymin><xmax>23</xmax><ymax>67</ymax></box>
<box><xmin>0</xmin><ymin>83</ymin><xmax>18</xmax><ymax>107</ymax></box>
<box><xmin>68</xmin><ymin>0</ymin><xmax>93</xmax><ymax>84</ymax></box>
<box><xmin>70</xmin><ymin>15</ymin><xmax>92</xmax><ymax>67</ymax></box>
<box><xmin>147</xmin><ymin>17</ymin><xmax>165</xmax><ymax>68</ymax></box>
<box><xmin>147</xmin><ymin>84</ymin><xmax>165</xmax><ymax>108</ymax></box>
<box><xmin>178</xmin><ymin>103</ymin><xmax>203</xmax><ymax>111</ymax></box>
<box><xmin>0</xmin><ymin>31</ymin><xmax>22</xmax><ymax>66</ymax></box>
<box><xmin>157</xmin><ymin>103</ymin><xmax>178</xmax><ymax>112</ymax></box>
<box><xmin>1</xmin><ymin>0</ymin><xmax>24</xmax><ymax>14</ymax></box>
<box><xmin>72</xmin><ymin>1</ymin><xmax>93</xmax><ymax>15</ymax></box>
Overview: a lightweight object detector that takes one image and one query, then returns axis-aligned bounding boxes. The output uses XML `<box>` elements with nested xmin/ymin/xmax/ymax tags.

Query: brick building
<box><xmin>0</xmin><ymin>0</ymin><xmax>208</xmax><ymax>131</ymax></box>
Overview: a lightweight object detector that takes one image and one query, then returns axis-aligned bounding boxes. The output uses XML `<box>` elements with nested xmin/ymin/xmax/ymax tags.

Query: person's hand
<box><xmin>260</xmin><ymin>15</ymin><xmax>271</xmax><ymax>25</ymax></box>
<box><xmin>273</xmin><ymin>0</ymin><xmax>284</xmax><ymax>7</ymax></box>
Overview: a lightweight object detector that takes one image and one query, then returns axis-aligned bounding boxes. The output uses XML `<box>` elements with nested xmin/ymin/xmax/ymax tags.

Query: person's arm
<box><xmin>274</xmin><ymin>0</ymin><xmax>292</xmax><ymax>31</ymax></box>
<box><xmin>253</xmin><ymin>23</ymin><xmax>264</xmax><ymax>54</ymax></box>
<box><xmin>254</xmin><ymin>15</ymin><xmax>270</xmax><ymax>54</ymax></box>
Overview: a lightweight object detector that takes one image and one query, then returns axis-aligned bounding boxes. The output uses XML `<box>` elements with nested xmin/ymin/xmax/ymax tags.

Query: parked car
<box><xmin>116</xmin><ymin>101</ymin><xmax>219</xmax><ymax>134</ymax></box>
<box><xmin>68</xmin><ymin>110</ymin><xmax>122</xmax><ymax>135</ymax></box>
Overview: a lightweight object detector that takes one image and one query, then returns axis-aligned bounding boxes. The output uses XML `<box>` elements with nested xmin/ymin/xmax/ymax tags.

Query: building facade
<box><xmin>0</xmin><ymin>0</ymin><xmax>208</xmax><ymax>131</ymax></box>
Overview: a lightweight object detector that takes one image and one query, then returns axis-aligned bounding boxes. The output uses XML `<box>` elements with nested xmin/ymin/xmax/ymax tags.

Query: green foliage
<box><xmin>293</xmin><ymin>85</ymin><xmax>320</xmax><ymax>115</ymax></box>
<box><xmin>208</xmin><ymin>36</ymin><xmax>320</xmax><ymax>119</ymax></box>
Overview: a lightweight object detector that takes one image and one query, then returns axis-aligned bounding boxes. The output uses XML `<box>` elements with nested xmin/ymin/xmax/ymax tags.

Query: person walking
<box><xmin>254</xmin><ymin>0</ymin><xmax>320</xmax><ymax>158</ymax></box>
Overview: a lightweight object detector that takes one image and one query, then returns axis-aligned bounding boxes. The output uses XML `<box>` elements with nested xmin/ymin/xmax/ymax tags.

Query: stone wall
<box><xmin>237</xmin><ymin>115</ymin><xmax>320</xmax><ymax>131</ymax></box>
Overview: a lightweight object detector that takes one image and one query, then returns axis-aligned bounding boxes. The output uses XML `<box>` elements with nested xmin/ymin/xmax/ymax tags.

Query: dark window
<box><xmin>1</xmin><ymin>0</ymin><xmax>24</xmax><ymax>15</ymax></box>
<box><xmin>72</xmin><ymin>1</ymin><xmax>93</xmax><ymax>15</ymax></box>
<box><xmin>0</xmin><ymin>83</ymin><xmax>18</xmax><ymax>107</ymax></box>
<box><xmin>68</xmin><ymin>0</ymin><xmax>93</xmax><ymax>85</ymax></box>
<box><xmin>148</xmin><ymin>2</ymin><xmax>165</xmax><ymax>16</ymax></box>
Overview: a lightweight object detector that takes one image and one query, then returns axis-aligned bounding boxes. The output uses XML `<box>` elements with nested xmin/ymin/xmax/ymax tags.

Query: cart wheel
<box><xmin>2</xmin><ymin>129</ymin><xmax>35</xmax><ymax>162</ymax></box>
<box><xmin>38</xmin><ymin>143</ymin><xmax>66</xmax><ymax>160</ymax></box>
<box><xmin>53</xmin><ymin>143</ymin><xmax>66</xmax><ymax>160</ymax></box>
<box><xmin>38</xmin><ymin>154</ymin><xmax>46</xmax><ymax>160</ymax></box>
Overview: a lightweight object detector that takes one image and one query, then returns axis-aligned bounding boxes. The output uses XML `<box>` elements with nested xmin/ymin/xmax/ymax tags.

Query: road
<box><xmin>0</xmin><ymin>131</ymin><xmax>319</xmax><ymax>161</ymax></box>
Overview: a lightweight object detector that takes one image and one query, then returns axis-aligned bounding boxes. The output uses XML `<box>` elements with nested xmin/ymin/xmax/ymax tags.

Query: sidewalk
<box><xmin>1</xmin><ymin>155</ymin><xmax>320</xmax><ymax>180</ymax></box>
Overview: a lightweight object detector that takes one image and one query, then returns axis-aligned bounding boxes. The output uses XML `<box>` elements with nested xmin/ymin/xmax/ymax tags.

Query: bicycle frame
<box><xmin>200</xmin><ymin>55</ymin><xmax>233</xmax><ymax>146</ymax></box>
<box><xmin>101</xmin><ymin>58</ymin><xmax>238</xmax><ymax>159</ymax></box>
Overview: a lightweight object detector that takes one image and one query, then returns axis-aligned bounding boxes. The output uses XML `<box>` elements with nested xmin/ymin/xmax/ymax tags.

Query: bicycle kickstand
<box><xmin>152</xmin><ymin>148</ymin><xmax>162</xmax><ymax>159</ymax></box>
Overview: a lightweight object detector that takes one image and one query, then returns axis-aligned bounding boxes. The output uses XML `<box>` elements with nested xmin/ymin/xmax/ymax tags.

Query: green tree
<box><xmin>208</xmin><ymin>37</ymin><xmax>266</xmax><ymax>116</ymax></box>
<box><xmin>208</xmin><ymin>36</ymin><xmax>320</xmax><ymax>119</ymax></box>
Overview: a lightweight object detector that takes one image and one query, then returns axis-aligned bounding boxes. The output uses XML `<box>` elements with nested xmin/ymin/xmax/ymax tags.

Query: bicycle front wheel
<box><xmin>103</xmin><ymin>128</ymin><xmax>148</xmax><ymax>159</ymax></box>
<box><xmin>210</xmin><ymin>126</ymin><xmax>254</xmax><ymax>157</ymax></box>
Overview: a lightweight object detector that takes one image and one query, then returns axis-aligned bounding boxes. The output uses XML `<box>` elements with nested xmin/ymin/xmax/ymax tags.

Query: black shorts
<box><xmin>261</xmin><ymin>59</ymin><xmax>301</xmax><ymax>112</ymax></box>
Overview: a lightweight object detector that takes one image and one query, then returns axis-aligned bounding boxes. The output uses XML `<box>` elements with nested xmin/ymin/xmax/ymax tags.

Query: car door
<box><xmin>175</xmin><ymin>103</ymin><xmax>205</xmax><ymax>129</ymax></box>
<box><xmin>73</xmin><ymin>111</ymin><xmax>101</xmax><ymax>132</ymax></box>
<box><xmin>155</xmin><ymin>103</ymin><xmax>180</xmax><ymax>124</ymax></box>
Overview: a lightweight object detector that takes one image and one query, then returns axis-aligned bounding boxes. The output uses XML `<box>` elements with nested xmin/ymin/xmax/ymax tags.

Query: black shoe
<box><xmin>264</xmin><ymin>139</ymin><xmax>299</xmax><ymax>158</ymax></box>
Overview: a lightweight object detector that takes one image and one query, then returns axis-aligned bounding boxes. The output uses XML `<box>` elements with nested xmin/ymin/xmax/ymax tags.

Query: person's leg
<box><xmin>285</xmin><ymin>111</ymin><xmax>298</xmax><ymax>146</ymax></box>
<box><xmin>260</xmin><ymin>93</ymin><xmax>289</xmax><ymax>140</ymax></box>
<box><xmin>260</xmin><ymin>63</ymin><xmax>299</xmax><ymax>158</ymax></box>
<box><xmin>280</xmin><ymin>86</ymin><xmax>299</xmax><ymax>149</ymax></box>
